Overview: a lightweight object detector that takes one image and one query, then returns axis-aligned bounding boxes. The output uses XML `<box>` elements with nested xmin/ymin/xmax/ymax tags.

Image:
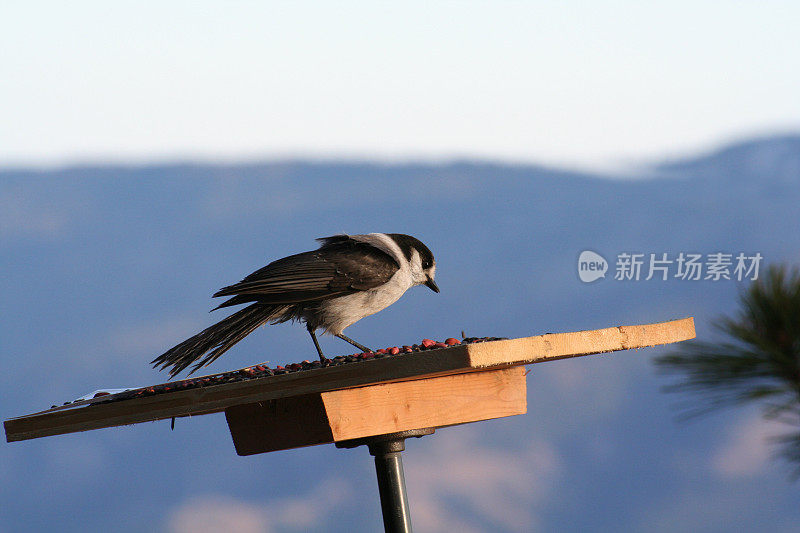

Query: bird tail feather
<box><xmin>151</xmin><ymin>303</ymin><xmax>281</xmax><ymax>378</ymax></box>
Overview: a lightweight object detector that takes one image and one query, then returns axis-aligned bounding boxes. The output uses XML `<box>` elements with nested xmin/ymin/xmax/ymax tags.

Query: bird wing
<box><xmin>211</xmin><ymin>238</ymin><xmax>399</xmax><ymax>309</ymax></box>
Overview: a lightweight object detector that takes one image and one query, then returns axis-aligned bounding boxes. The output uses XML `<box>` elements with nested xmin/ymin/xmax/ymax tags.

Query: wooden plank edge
<box><xmin>466</xmin><ymin>317</ymin><xmax>695</xmax><ymax>367</ymax></box>
<box><xmin>326</xmin><ymin>366</ymin><xmax>528</xmax><ymax>442</ymax></box>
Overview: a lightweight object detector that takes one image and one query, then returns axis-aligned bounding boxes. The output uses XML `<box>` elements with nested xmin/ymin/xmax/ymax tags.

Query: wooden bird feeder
<box><xmin>4</xmin><ymin>317</ymin><xmax>695</xmax><ymax>532</ymax></box>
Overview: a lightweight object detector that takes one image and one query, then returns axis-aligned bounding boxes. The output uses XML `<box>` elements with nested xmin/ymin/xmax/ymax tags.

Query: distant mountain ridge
<box><xmin>2</xmin><ymin>133</ymin><xmax>799</xmax><ymax>186</ymax></box>
<box><xmin>655</xmin><ymin>134</ymin><xmax>800</xmax><ymax>184</ymax></box>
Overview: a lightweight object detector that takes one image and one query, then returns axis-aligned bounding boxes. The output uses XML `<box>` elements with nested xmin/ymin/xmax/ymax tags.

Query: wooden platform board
<box><xmin>227</xmin><ymin>366</ymin><xmax>527</xmax><ymax>455</ymax></box>
<box><xmin>4</xmin><ymin>317</ymin><xmax>695</xmax><ymax>444</ymax></box>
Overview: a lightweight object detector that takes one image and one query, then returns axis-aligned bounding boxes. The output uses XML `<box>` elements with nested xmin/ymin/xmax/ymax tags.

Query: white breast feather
<box><xmin>317</xmin><ymin>267</ymin><xmax>414</xmax><ymax>335</ymax></box>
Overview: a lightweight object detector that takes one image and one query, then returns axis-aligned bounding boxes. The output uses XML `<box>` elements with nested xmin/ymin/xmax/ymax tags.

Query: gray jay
<box><xmin>151</xmin><ymin>233</ymin><xmax>439</xmax><ymax>377</ymax></box>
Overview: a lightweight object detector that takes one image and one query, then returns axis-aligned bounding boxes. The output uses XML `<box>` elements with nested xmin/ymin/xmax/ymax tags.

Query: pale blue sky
<box><xmin>2</xmin><ymin>1</ymin><xmax>798</xmax><ymax>167</ymax></box>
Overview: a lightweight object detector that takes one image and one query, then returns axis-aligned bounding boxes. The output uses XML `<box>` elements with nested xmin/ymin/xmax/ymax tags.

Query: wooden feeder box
<box><xmin>4</xmin><ymin>317</ymin><xmax>695</xmax><ymax>532</ymax></box>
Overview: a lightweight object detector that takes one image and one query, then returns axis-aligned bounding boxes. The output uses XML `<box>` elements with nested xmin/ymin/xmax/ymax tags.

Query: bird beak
<box><xmin>425</xmin><ymin>277</ymin><xmax>440</xmax><ymax>293</ymax></box>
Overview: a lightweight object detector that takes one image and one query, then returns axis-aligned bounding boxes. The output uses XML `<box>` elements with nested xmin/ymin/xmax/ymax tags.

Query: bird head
<box><xmin>391</xmin><ymin>233</ymin><xmax>438</xmax><ymax>293</ymax></box>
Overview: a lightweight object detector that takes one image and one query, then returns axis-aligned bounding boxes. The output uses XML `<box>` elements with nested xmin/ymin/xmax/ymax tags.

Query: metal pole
<box><xmin>370</xmin><ymin>439</ymin><xmax>411</xmax><ymax>532</ymax></box>
<box><xmin>336</xmin><ymin>428</ymin><xmax>434</xmax><ymax>533</ymax></box>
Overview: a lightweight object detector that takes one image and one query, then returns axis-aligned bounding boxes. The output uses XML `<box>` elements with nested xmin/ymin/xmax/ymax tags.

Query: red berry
<box><xmin>363</xmin><ymin>353</ymin><xmax>375</xmax><ymax>359</ymax></box>
<box><xmin>376</xmin><ymin>348</ymin><xmax>388</xmax><ymax>354</ymax></box>
<box><xmin>389</xmin><ymin>347</ymin><xmax>400</xmax><ymax>355</ymax></box>
<box><xmin>434</xmin><ymin>342</ymin><xmax>447</xmax><ymax>348</ymax></box>
<box><xmin>445</xmin><ymin>338</ymin><xmax>461</xmax><ymax>345</ymax></box>
<box><xmin>421</xmin><ymin>339</ymin><xmax>436</xmax><ymax>348</ymax></box>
